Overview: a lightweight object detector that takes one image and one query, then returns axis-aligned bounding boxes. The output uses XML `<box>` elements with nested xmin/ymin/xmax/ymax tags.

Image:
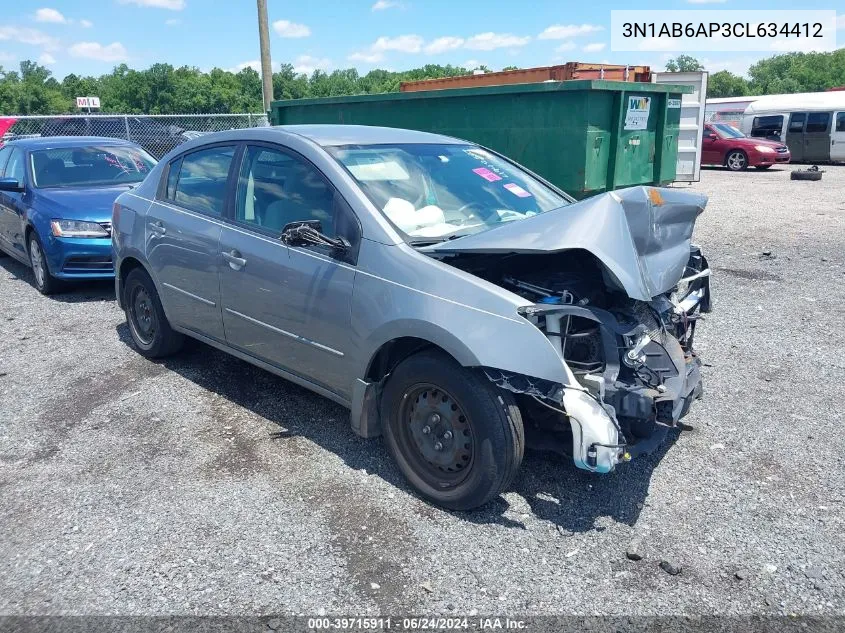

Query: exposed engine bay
<box><xmin>439</xmin><ymin>246</ymin><xmax>712</xmax><ymax>472</ymax></box>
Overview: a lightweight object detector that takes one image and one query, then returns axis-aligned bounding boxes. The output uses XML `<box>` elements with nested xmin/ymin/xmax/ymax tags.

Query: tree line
<box><xmin>665</xmin><ymin>51</ymin><xmax>845</xmax><ymax>97</ymax></box>
<box><xmin>0</xmin><ymin>61</ymin><xmax>476</xmax><ymax>115</ymax></box>
<box><xmin>2</xmin><ymin>50</ymin><xmax>844</xmax><ymax>115</ymax></box>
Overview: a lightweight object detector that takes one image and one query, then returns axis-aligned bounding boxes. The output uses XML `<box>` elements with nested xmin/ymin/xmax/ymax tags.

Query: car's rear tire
<box><xmin>28</xmin><ymin>233</ymin><xmax>60</xmax><ymax>295</ymax></box>
<box><xmin>123</xmin><ymin>267</ymin><xmax>184</xmax><ymax>358</ymax></box>
<box><xmin>381</xmin><ymin>349</ymin><xmax>524</xmax><ymax>511</ymax></box>
<box><xmin>726</xmin><ymin>150</ymin><xmax>748</xmax><ymax>171</ymax></box>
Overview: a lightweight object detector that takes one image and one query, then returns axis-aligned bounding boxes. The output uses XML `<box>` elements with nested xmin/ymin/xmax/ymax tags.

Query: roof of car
<box><xmin>189</xmin><ymin>125</ymin><xmax>466</xmax><ymax>148</ymax></box>
<box><xmin>5</xmin><ymin>136</ymin><xmax>141</xmax><ymax>150</ymax></box>
<box><xmin>278</xmin><ymin>125</ymin><xmax>465</xmax><ymax>146</ymax></box>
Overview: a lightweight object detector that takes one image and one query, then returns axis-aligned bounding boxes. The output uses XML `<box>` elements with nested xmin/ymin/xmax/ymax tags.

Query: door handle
<box><xmin>222</xmin><ymin>250</ymin><xmax>247</xmax><ymax>270</ymax></box>
<box><xmin>149</xmin><ymin>221</ymin><xmax>166</xmax><ymax>236</ymax></box>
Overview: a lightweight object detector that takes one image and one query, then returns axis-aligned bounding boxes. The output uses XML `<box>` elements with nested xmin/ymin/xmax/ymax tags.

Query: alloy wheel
<box><xmin>29</xmin><ymin>239</ymin><xmax>46</xmax><ymax>289</ymax></box>
<box><xmin>727</xmin><ymin>151</ymin><xmax>746</xmax><ymax>171</ymax></box>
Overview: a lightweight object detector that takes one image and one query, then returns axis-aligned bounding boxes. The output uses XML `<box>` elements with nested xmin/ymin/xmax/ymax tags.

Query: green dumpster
<box><xmin>270</xmin><ymin>80</ymin><xmax>691</xmax><ymax>199</ymax></box>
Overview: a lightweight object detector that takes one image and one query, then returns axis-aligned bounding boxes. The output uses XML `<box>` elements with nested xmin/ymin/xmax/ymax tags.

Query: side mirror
<box><xmin>0</xmin><ymin>178</ymin><xmax>24</xmax><ymax>193</ymax></box>
<box><xmin>707</xmin><ymin>133</ymin><xmax>718</xmax><ymax>140</ymax></box>
<box><xmin>281</xmin><ymin>220</ymin><xmax>350</xmax><ymax>254</ymax></box>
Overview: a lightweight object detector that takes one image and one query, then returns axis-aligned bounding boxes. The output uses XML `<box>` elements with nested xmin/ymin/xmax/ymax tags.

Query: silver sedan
<box><xmin>112</xmin><ymin>125</ymin><xmax>712</xmax><ymax>510</ymax></box>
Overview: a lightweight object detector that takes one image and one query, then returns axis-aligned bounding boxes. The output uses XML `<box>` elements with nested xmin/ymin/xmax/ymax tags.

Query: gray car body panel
<box><xmin>113</xmin><ymin>125</ymin><xmax>708</xmax><ymax>474</ymax></box>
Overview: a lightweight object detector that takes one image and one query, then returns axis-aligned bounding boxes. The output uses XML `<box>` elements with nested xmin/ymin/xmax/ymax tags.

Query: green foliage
<box><xmin>707</xmin><ymin>70</ymin><xmax>749</xmax><ymax>98</ymax></box>
<box><xmin>665</xmin><ymin>55</ymin><xmax>705</xmax><ymax>73</ymax></box>
<box><xmin>747</xmin><ymin>50</ymin><xmax>845</xmax><ymax>95</ymax></box>
<box><xmin>1</xmin><ymin>60</ymin><xmax>475</xmax><ymax>115</ymax></box>
<box><xmin>4</xmin><ymin>51</ymin><xmax>844</xmax><ymax>116</ymax></box>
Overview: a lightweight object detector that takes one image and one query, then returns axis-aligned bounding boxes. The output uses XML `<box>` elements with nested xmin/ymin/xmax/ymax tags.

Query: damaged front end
<box><xmin>428</xmin><ymin>186</ymin><xmax>712</xmax><ymax>473</ymax></box>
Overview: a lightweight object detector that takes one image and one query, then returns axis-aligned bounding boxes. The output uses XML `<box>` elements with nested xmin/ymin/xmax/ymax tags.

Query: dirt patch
<box><xmin>716</xmin><ymin>267</ymin><xmax>783</xmax><ymax>282</ymax></box>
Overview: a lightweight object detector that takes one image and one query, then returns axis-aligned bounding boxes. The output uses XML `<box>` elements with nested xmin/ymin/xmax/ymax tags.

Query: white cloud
<box><xmin>232</xmin><ymin>60</ymin><xmax>260</xmax><ymax>72</ymax></box>
<box><xmin>69</xmin><ymin>41</ymin><xmax>129</xmax><ymax>62</ymax></box>
<box><xmin>349</xmin><ymin>50</ymin><xmax>384</xmax><ymax>63</ymax></box>
<box><xmin>0</xmin><ymin>26</ymin><xmax>60</xmax><ymax>50</ymax></box>
<box><xmin>119</xmin><ymin>0</ymin><xmax>185</xmax><ymax>9</ymax></box>
<box><xmin>539</xmin><ymin>24</ymin><xmax>604</xmax><ymax>40</ymax></box>
<box><xmin>555</xmin><ymin>41</ymin><xmax>576</xmax><ymax>52</ymax></box>
<box><xmin>293</xmin><ymin>54</ymin><xmax>331</xmax><ymax>74</ymax></box>
<box><xmin>38</xmin><ymin>52</ymin><xmax>56</xmax><ymax>65</ymax></box>
<box><xmin>0</xmin><ymin>51</ymin><xmax>16</xmax><ymax>62</ymax></box>
<box><xmin>582</xmin><ymin>42</ymin><xmax>606</xmax><ymax>53</ymax></box>
<box><xmin>424</xmin><ymin>36</ymin><xmax>464</xmax><ymax>55</ymax></box>
<box><xmin>373</xmin><ymin>34</ymin><xmax>424</xmax><ymax>53</ymax></box>
<box><xmin>272</xmin><ymin>20</ymin><xmax>311</xmax><ymax>38</ymax></box>
<box><xmin>463</xmin><ymin>59</ymin><xmax>484</xmax><ymax>69</ymax></box>
<box><xmin>464</xmin><ymin>32</ymin><xmax>531</xmax><ymax>51</ymax></box>
<box><xmin>371</xmin><ymin>0</ymin><xmax>400</xmax><ymax>10</ymax></box>
<box><xmin>34</xmin><ymin>8</ymin><xmax>67</xmax><ymax>23</ymax></box>
<box><xmin>80</xmin><ymin>19</ymin><xmax>93</xmax><ymax>28</ymax></box>
<box><xmin>165</xmin><ymin>18</ymin><xmax>180</xmax><ymax>26</ymax></box>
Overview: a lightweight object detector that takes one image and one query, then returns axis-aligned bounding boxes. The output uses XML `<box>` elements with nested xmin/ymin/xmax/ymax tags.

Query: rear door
<box><xmin>145</xmin><ymin>144</ymin><xmax>237</xmax><ymax>342</ymax></box>
<box><xmin>832</xmin><ymin>112</ymin><xmax>845</xmax><ymax>162</ymax></box>
<box><xmin>786</xmin><ymin>113</ymin><xmax>806</xmax><ymax>161</ymax></box>
<box><xmin>804</xmin><ymin>112</ymin><xmax>832</xmax><ymax>162</ymax></box>
<box><xmin>218</xmin><ymin>143</ymin><xmax>359</xmax><ymax>398</ymax></box>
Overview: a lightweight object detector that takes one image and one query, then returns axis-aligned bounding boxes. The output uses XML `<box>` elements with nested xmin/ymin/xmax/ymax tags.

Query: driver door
<box><xmin>219</xmin><ymin>143</ymin><xmax>360</xmax><ymax>399</ymax></box>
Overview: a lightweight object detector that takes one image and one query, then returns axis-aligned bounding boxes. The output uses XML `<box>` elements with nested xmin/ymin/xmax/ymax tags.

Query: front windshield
<box><xmin>327</xmin><ymin>143</ymin><xmax>570</xmax><ymax>241</ymax></box>
<box><xmin>712</xmin><ymin>123</ymin><xmax>745</xmax><ymax>139</ymax></box>
<box><xmin>30</xmin><ymin>145</ymin><xmax>156</xmax><ymax>188</ymax></box>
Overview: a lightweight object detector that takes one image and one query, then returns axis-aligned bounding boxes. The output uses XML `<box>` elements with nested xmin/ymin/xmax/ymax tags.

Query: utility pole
<box><xmin>256</xmin><ymin>0</ymin><xmax>274</xmax><ymax>114</ymax></box>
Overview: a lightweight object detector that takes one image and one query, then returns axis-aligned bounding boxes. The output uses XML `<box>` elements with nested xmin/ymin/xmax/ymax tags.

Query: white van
<box><xmin>740</xmin><ymin>92</ymin><xmax>845</xmax><ymax>162</ymax></box>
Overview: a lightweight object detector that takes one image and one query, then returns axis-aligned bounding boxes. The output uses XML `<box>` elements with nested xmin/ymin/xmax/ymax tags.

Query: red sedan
<box><xmin>701</xmin><ymin>122</ymin><xmax>791</xmax><ymax>171</ymax></box>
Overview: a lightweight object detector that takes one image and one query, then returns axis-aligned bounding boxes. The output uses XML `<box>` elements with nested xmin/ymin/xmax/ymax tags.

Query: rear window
<box><xmin>750</xmin><ymin>115</ymin><xmax>783</xmax><ymax>138</ymax></box>
<box><xmin>170</xmin><ymin>146</ymin><xmax>235</xmax><ymax>216</ymax></box>
<box><xmin>30</xmin><ymin>145</ymin><xmax>156</xmax><ymax>188</ymax></box>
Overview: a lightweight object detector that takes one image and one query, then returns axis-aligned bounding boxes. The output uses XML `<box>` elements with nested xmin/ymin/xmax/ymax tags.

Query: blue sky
<box><xmin>0</xmin><ymin>0</ymin><xmax>843</xmax><ymax>81</ymax></box>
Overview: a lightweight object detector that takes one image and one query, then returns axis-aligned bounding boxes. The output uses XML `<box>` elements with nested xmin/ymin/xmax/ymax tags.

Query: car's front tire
<box><xmin>28</xmin><ymin>233</ymin><xmax>60</xmax><ymax>295</ymax></box>
<box><xmin>726</xmin><ymin>150</ymin><xmax>748</xmax><ymax>171</ymax></box>
<box><xmin>381</xmin><ymin>349</ymin><xmax>524</xmax><ymax>511</ymax></box>
<box><xmin>123</xmin><ymin>267</ymin><xmax>184</xmax><ymax>358</ymax></box>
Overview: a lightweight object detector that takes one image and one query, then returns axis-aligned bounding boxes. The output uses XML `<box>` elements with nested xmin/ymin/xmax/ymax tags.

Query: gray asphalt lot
<box><xmin>1</xmin><ymin>164</ymin><xmax>844</xmax><ymax>616</ymax></box>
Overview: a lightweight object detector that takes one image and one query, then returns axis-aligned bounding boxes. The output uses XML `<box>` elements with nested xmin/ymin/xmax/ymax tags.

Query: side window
<box><xmin>806</xmin><ymin>112</ymin><xmax>830</xmax><ymax>133</ymax></box>
<box><xmin>5</xmin><ymin>149</ymin><xmax>25</xmax><ymax>183</ymax></box>
<box><xmin>0</xmin><ymin>146</ymin><xmax>12</xmax><ymax>176</ymax></box>
<box><xmin>750</xmin><ymin>115</ymin><xmax>783</xmax><ymax>138</ymax></box>
<box><xmin>235</xmin><ymin>145</ymin><xmax>336</xmax><ymax>236</ymax></box>
<box><xmin>172</xmin><ymin>146</ymin><xmax>236</xmax><ymax>216</ymax></box>
<box><xmin>837</xmin><ymin>112</ymin><xmax>845</xmax><ymax>133</ymax></box>
<box><xmin>788</xmin><ymin>113</ymin><xmax>806</xmax><ymax>133</ymax></box>
<box><xmin>164</xmin><ymin>157</ymin><xmax>182</xmax><ymax>199</ymax></box>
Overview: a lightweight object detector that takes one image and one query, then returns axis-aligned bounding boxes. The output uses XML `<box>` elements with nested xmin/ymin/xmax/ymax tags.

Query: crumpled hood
<box><xmin>421</xmin><ymin>186</ymin><xmax>708</xmax><ymax>302</ymax></box>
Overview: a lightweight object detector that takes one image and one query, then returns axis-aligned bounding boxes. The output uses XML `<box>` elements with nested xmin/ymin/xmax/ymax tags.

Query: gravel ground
<box><xmin>1</xmin><ymin>164</ymin><xmax>844</xmax><ymax>617</ymax></box>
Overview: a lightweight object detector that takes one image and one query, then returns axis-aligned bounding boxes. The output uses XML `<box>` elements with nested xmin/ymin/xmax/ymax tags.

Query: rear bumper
<box><xmin>44</xmin><ymin>236</ymin><xmax>114</xmax><ymax>279</ymax></box>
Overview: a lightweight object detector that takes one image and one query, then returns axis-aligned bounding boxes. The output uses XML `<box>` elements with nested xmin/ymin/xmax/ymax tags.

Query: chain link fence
<box><xmin>0</xmin><ymin>113</ymin><xmax>270</xmax><ymax>159</ymax></box>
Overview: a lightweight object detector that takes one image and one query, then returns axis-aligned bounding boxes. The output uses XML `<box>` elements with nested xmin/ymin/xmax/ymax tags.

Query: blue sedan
<box><xmin>0</xmin><ymin>137</ymin><xmax>157</xmax><ymax>294</ymax></box>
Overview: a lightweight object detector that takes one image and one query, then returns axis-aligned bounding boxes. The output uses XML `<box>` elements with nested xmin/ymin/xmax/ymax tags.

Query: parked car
<box><xmin>41</xmin><ymin>116</ymin><xmax>188</xmax><ymax>158</ymax></box>
<box><xmin>701</xmin><ymin>122</ymin><xmax>791</xmax><ymax>171</ymax></box>
<box><xmin>0</xmin><ymin>117</ymin><xmax>17</xmax><ymax>148</ymax></box>
<box><xmin>0</xmin><ymin>136</ymin><xmax>156</xmax><ymax>294</ymax></box>
<box><xmin>113</xmin><ymin>125</ymin><xmax>712</xmax><ymax>510</ymax></box>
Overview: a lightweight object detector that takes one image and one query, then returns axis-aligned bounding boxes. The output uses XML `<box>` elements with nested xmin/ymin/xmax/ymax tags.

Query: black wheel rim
<box><xmin>129</xmin><ymin>285</ymin><xmax>157</xmax><ymax>346</ymax></box>
<box><xmin>397</xmin><ymin>383</ymin><xmax>475</xmax><ymax>489</ymax></box>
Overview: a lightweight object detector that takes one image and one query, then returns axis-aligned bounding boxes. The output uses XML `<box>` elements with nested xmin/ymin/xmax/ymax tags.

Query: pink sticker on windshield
<box><xmin>473</xmin><ymin>167</ymin><xmax>502</xmax><ymax>182</ymax></box>
<box><xmin>504</xmin><ymin>183</ymin><xmax>532</xmax><ymax>198</ymax></box>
